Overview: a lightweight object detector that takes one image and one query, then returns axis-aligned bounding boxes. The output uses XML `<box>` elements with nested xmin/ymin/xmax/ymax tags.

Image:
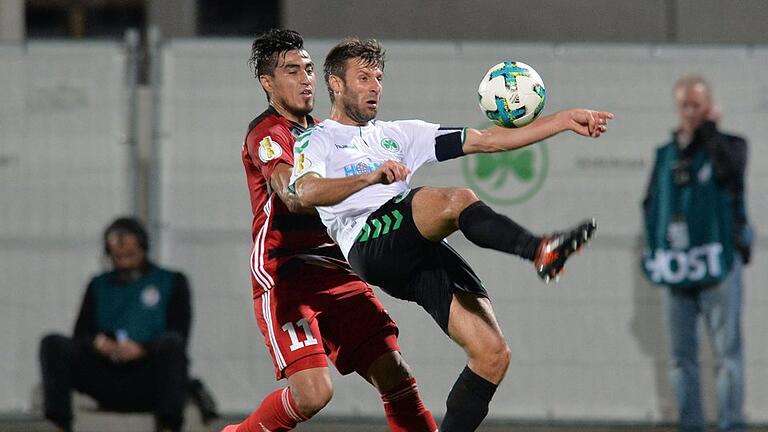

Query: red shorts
<box><xmin>253</xmin><ymin>263</ymin><xmax>399</xmax><ymax>380</ymax></box>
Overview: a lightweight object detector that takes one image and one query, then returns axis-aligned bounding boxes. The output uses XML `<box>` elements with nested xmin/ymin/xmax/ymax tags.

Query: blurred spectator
<box><xmin>642</xmin><ymin>76</ymin><xmax>753</xmax><ymax>432</ymax></box>
<box><xmin>38</xmin><ymin>217</ymin><xmax>216</xmax><ymax>432</ymax></box>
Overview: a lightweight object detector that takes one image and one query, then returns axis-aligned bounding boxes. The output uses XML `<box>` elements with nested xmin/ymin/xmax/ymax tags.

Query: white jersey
<box><xmin>288</xmin><ymin>118</ymin><xmax>447</xmax><ymax>258</ymax></box>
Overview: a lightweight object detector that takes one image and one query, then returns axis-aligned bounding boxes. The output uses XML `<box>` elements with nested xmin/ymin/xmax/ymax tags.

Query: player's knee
<box><xmin>451</xmin><ymin>187</ymin><xmax>479</xmax><ymax>206</ymax></box>
<box><xmin>288</xmin><ymin>363</ymin><xmax>334</xmax><ymax>417</ymax></box>
<box><xmin>446</xmin><ymin>188</ymin><xmax>479</xmax><ymax>217</ymax></box>
<box><xmin>294</xmin><ymin>383</ymin><xmax>333</xmax><ymax>418</ymax></box>
<box><xmin>366</xmin><ymin>351</ymin><xmax>414</xmax><ymax>393</ymax></box>
<box><xmin>497</xmin><ymin>343</ymin><xmax>512</xmax><ymax>371</ymax></box>
<box><xmin>470</xmin><ymin>339</ymin><xmax>511</xmax><ymax>381</ymax></box>
<box><xmin>483</xmin><ymin>340</ymin><xmax>511</xmax><ymax>370</ymax></box>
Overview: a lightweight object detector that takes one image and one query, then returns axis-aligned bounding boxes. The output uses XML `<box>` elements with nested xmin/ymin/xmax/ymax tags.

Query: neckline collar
<box><xmin>267</xmin><ymin>105</ymin><xmax>315</xmax><ymax>130</ymax></box>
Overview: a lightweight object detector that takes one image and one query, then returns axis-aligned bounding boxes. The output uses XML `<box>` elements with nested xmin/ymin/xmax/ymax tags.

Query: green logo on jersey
<box><xmin>295</xmin><ymin>139</ymin><xmax>309</xmax><ymax>154</ymax></box>
<box><xmin>294</xmin><ymin>128</ymin><xmax>316</xmax><ymax>154</ymax></box>
<box><xmin>357</xmin><ymin>210</ymin><xmax>404</xmax><ymax>242</ymax></box>
<box><xmin>462</xmin><ymin>135</ymin><xmax>549</xmax><ymax>206</ymax></box>
<box><xmin>381</xmin><ymin>138</ymin><xmax>400</xmax><ymax>152</ymax></box>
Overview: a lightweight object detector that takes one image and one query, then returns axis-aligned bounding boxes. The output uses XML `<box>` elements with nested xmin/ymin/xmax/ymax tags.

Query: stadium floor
<box><xmin>3</xmin><ymin>415</ymin><xmax>768</xmax><ymax>432</ymax></box>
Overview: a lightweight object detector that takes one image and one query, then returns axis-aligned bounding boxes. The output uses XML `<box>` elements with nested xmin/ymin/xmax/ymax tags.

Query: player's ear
<box><xmin>259</xmin><ymin>74</ymin><xmax>273</xmax><ymax>95</ymax></box>
<box><xmin>328</xmin><ymin>74</ymin><xmax>342</xmax><ymax>95</ymax></box>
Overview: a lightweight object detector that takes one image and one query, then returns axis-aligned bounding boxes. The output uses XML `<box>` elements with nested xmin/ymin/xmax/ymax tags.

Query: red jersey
<box><xmin>243</xmin><ymin>107</ymin><xmax>339</xmax><ymax>298</ymax></box>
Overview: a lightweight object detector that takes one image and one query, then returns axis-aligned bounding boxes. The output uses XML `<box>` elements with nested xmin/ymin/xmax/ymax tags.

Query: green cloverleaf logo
<box><xmin>463</xmin><ymin>142</ymin><xmax>548</xmax><ymax>206</ymax></box>
<box><xmin>474</xmin><ymin>150</ymin><xmax>536</xmax><ymax>189</ymax></box>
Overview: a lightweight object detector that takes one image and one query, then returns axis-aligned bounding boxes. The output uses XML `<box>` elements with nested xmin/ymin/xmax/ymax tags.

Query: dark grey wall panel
<box><xmin>676</xmin><ymin>0</ymin><xmax>768</xmax><ymax>43</ymax></box>
<box><xmin>284</xmin><ymin>0</ymin><xmax>768</xmax><ymax>44</ymax></box>
<box><xmin>148</xmin><ymin>0</ymin><xmax>198</xmax><ymax>37</ymax></box>
<box><xmin>284</xmin><ymin>0</ymin><xmax>669</xmax><ymax>42</ymax></box>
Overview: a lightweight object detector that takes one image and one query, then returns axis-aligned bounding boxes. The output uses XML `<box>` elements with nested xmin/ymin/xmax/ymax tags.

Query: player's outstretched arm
<box><xmin>294</xmin><ymin>161</ymin><xmax>410</xmax><ymax>207</ymax></box>
<box><xmin>463</xmin><ymin>109</ymin><xmax>614</xmax><ymax>154</ymax></box>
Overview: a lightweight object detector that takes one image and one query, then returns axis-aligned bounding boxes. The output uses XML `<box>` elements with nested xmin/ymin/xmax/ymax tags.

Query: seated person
<box><xmin>39</xmin><ymin>217</ymin><xmax>191</xmax><ymax>432</ymax></box>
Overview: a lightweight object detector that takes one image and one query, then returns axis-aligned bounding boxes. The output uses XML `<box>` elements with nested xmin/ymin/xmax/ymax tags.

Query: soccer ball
<box><xmin>478</xmin><ymin>61</ymin><xmax>546</xmax><ymax>128</ymax></box>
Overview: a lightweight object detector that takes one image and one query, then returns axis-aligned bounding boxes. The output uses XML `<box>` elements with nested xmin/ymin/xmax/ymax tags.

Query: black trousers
<box><xmin>39</xmin><ymin>332</ymin><xmax>188</xmax><ymax>430</ymax></box>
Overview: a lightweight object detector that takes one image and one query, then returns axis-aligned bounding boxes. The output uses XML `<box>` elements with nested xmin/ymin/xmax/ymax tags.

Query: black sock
<box><xmin>458</xmin><ymin>201</ymin><xmax>541</xmax><ymax>261</ymax></box>
<box><xmin>441</xmin><ymin>366</ymin><xmax>498</xmax><ymax>432</ymax></box>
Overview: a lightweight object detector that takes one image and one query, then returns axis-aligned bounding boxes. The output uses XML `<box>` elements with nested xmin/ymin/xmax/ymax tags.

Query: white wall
<box><xmin>4</xmin><ymin>39</ymin><xmax>766</xmax><ymax>424</ymax></box>
<box><xmin>0</xmin><ymin>42</ymin><xmax>130</xmax><ymax>411</ymax></box>
<box><xmin>157</xmin><ymin>40</ymin><xmax>768</xmax><ymax>422</ymax></box>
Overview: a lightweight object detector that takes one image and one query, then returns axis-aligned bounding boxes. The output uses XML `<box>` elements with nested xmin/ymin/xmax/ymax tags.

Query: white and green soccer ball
<box><xmin>478</xmin><ymin>61</ymin><xmax>546</xmax><ymax>128</ymax></box>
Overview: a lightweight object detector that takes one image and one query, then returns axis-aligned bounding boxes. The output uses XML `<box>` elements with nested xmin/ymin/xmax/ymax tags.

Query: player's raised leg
<box><xmin>410</xmin><ymin>186</ymin><xmax>596</xmax><ymax>282</ymax></box>
<box><xmin>534</xmin><ymin>219</ymin><xmax>597</xmax><ymax>282</ymax></box>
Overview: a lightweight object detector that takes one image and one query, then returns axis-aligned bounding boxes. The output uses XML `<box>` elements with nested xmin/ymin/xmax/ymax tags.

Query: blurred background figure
<box><xmin>38</xmin><ymin>217</ymin><xmax>216</xmax><ymax>432</ymax></box>
<box><xmin>642</xmin><ymin>76</ymin><xmax>753</xmax><ymax>432</ymax></box>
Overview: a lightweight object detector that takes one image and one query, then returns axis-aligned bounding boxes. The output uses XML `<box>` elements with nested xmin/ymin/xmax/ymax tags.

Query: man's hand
<box><xmin>561</xmin><ymin>109</ymin><xmax>614</xmax><ymax>137</ymax></box>
<box><xmin>94</xmin><ymin>333</ymin><xmax>146</xmax><ymax>362</ymax></box>
<box><xmin>365</xmin><ymin>160</ymin><xmax>410</xmax><ymax>185</ymax></box>
<box><xmin>294</xmin><ymin>160</ymin><xmax>410</xmax><ymax>207</ymax></box>
<box><xmin>94</xmin><ymin>333</ymin><xmax>118</xmax><ymax>358</ymax></box>
<box><xmin>114</xmin><ymin>339</ymin><xmax>146</xmax><ymax>362</ymax></box>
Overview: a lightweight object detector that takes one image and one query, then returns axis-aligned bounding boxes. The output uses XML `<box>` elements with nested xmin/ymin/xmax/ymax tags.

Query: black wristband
<box><xmin>435</xmin><ymin>128</ymin><xmax>466</xmax><ymax>161</ymax></box>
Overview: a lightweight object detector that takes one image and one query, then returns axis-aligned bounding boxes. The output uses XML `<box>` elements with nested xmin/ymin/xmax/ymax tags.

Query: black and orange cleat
<box><xmin>534</xmin><ymin>219</ymin><xmax>597</xmax><ymax>283</ymax></box>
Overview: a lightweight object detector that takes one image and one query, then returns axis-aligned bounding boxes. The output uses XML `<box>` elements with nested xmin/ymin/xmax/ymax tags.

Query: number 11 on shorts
<box><xmin>281</xmin><ymin>318</ymin><xmax>318</xmax><ymax>351</ymax></box>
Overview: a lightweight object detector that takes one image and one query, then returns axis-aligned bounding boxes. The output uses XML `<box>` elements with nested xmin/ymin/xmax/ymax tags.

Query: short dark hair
<box><xmin>248</xmin><ymin>29</ymin><xmax>305</xmax><ymax>78</ymax></box>
<box><xmin>323</xmin><ymin>37</ymin><xmax>386</xmax><ymax>102</ymax></box>
<box><xmin>248</xmin><ymin>29</ymin><xmax>305</xmax><ymax>101</ymax></box>
<box><xmin>104</xmin><ymin>216</ymin><xmax>149</xmax><ymax>255</ymax></box>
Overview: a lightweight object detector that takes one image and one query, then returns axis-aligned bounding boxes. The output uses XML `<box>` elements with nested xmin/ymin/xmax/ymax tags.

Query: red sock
<box><xmin>381</xmin><ymin>378</ymin><xmax>438</xmax><ymax>432</ymax></box>
<box><xmin>236</xmin><ymin>387</ymin><xmax>308</xmax><ymax>432</ymax></box>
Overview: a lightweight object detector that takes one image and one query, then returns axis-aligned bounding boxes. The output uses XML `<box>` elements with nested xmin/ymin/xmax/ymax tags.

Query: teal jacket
<box><xmin>73</xmin><ymin>263</ymin><xmax>191</xmax><ymax>349</ymax></box>
<box><xmin>642</xmin><ymin>121</ymin><xmax>751</xmax><ymax>288</ymax></box>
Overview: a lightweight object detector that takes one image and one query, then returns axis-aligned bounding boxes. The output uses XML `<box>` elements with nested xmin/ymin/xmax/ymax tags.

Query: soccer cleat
<box><xmin>534</xmin><ymin>219</ymin><xmax>597</xmax><ymax>283</ymax></box>
<box><xmin>220</xmin><ymin>425</ymin><xmax>239</xmax><ymax>432</ymax></box>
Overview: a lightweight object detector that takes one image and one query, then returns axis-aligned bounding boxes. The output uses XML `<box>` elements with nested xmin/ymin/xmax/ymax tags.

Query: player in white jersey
<box><xmin>289</xmin><ymin>38</ymin><xmax>614</xmax><ymax>431</ymax></box>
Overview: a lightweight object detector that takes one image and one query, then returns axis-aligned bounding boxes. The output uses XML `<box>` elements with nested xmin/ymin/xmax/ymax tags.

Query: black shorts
<box><xmin>348</xmin><ymin>187</ymin><xmax>488</xmax><ymax>332</ymax></box>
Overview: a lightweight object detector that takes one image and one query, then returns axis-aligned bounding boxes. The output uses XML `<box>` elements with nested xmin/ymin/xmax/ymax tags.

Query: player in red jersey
<box><xmin>220</xmin><ymin>30</ymin><xmax>437</xmax><ymax>432</ymax></box>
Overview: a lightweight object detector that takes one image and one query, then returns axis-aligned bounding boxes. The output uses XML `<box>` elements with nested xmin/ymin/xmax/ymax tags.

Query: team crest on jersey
<box><xmin>296</xmin><ymin>153</ymin><xmax>311</xmax><ymax>173</ymax></box>
<box><xmin>141</xmin><ymin>285</ymin><xmax>161</xmax><ymax>308</ymax></box>
<box><xmin>258</xmin><ymin>136</ymin><xmax>283</xmax><ymax>162</ymax></box>
<box><xmin>381</xmin><ymin>137</ymin><xmax>400</xmax><ymax>152</ymax></box>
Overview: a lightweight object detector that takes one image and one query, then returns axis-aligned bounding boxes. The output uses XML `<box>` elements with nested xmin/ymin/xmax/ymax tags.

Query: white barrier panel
<box><xmin>160</xmin><ymin>40</ymin><xmax>768</xmax><ymax>422</ymax></box>
<box><xmin>0</xmin><ymin>42</ymin><xmax>130</xmax><ymax>411</ymax></box>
